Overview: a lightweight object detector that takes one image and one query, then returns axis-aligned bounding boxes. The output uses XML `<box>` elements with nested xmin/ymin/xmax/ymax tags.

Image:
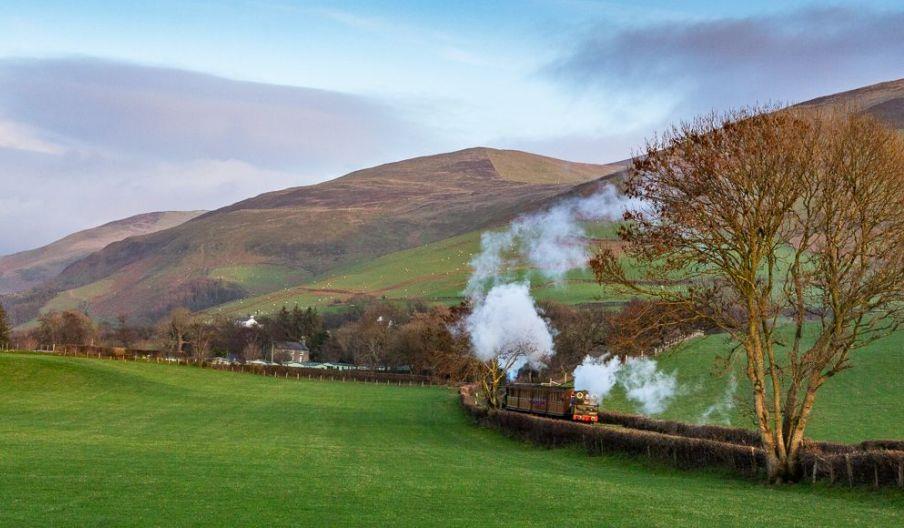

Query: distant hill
<box><xmin>8</xmin><ymin>79</ymin><xmax>902</xmax><ymax>328</ymax></box>
<box><xmin>0</xmin><ymin>211</ymin><xmax>204</xmax><ymax>295</ymax></box>
<box><xmin>796</xmin><ymin>78</ymin><xmax>904</xmax><ymax>129</ymax></box>
<box><xmin>6</xmin><ymin>148</ymin><xmax>625</xmax><ymax>325</ymax></box>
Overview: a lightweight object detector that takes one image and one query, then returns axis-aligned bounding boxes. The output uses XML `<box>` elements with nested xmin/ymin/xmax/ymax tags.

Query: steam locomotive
<box><xmin>503</xmin><ymin>383</ymin><xmax>599</xmax><ymax>423</ymax></box>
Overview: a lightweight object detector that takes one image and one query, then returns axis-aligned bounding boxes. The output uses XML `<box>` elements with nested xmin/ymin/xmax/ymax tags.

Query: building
<box><xmin>271</xmin><ymin>340</ymin><xmax>309</xmax><ymax>363</ymax></box>
<box><xmin>240</xmin><ymin>315</ymin><xmax>260</xmax><ymax>328</ymax></box>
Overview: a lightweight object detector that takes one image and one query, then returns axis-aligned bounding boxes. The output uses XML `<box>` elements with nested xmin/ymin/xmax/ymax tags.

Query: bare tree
<box><xmin>187</xmin><ymin>316</ymin><xmax>216</xmax><ymax>360</ymax></box>
<box><xmin>479</xmin><ymin>340</ymin><xmax>537</xmax><ymax>408</ymax></box>
<box><xmin>0</xmin><ymin>303</ymin><xmax>10</xmax><ymax>348</ymax></box>
<box><xmin>159</xmin><ymin>307</ymin><xmax>192</xmax><ymax>357</ymax></box>
<box><xmin>591</xmin><ymin>108</ymin><xmax>904</xmax><ymax>482</ymax></box>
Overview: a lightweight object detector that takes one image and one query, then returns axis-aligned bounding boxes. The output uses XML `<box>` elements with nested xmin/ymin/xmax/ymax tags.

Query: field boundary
<box><xmin>459</xmin><ymin>385</ymin><xmax>904</xmax><ymax>488</ymax></box>
<box><xmin>7</xmin><ymin>346</ymin><xmax>439</xmax><ymax>386</ymax></box>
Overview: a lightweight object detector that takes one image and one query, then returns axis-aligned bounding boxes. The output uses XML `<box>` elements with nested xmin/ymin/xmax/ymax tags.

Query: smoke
<box><xmin>619</xmin><ymin>357</ymin><xmax>678</xmax><ymax>414</ymax></box>
<box><xmin>573</xmin><ymin>355</ymin><xmax>621</xmax><ymax>401</ymax></box>
<box><xmin>462</xmin><ymin>184</ymin><xmax>638</xmax><ymax>374</ymax></box>
<box><xmin>699</xmin><ymin>374</ymin><xmax>738</xmax><ymax>425</ymax></box>
<box><xmin>465</xmin><ymin>184</ymin><xmax>637</xmax><ymax>295</ymax></box>
<box><xmin>461</xmin><ymin>184</ymin><xmax>636</xmax><ymax>375</ymax></box>
<box><xmin>573</xmin><ymin>355</ymin><xmax>679</xmax><ymax>415</ymax></box>
<box><xmin>464</xmin><ymin>282</ymin><xmax>555</xmax><ymax>377</ymax></box>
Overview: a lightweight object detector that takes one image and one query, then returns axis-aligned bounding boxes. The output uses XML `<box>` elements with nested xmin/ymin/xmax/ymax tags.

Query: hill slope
<box><xmin>797</xmin><ymin>78</ymin><xmax>904</xmax><ymax>129</ymax></box>
<box><xmin>11</xmin><ymin>148</ymin><xmax>624</xmax><ymax>324</ymax></box>
<box><xmin>0</xmin><ymin>211</ymin><xmax>204</xmax><ymax>295</ymax></box>
<box><xmin>1</xmin><ymin>353</ymin><xmax>900</xmax><ymax>526</ymax></box>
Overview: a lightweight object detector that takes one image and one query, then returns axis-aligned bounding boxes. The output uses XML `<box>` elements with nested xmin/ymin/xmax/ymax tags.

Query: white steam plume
<box><xmin>465</xmin><ymin>282</ymin><xmax>554</xmax><ymax>377</ymax></box>
<box><xmin>699</xmin><ymin>374</ymin><xmax>738</xmax><ymax>425</ymax></box>
<box><xmin>465</xmin><ymin>184</ymin><xmax>638</xmax><ymax>296</ymax></box>
<box><xmin>573</xmin><ymin>355</ymin><xmax>621</xmax><ymax>402</ymax></box>
<box><xmin>462</xmin><ymin>184</ymin><xmax>638</xmax><ymax>376</ymax></box>
<box><xmin>619</xmin><ymin>357</ymin><xmax>678</xmax><ymax>414</ymax></box>
<box><xmin>573</xmin><ymin>355</ymin><xmax>679</xmax><ymax>415</ymax></box>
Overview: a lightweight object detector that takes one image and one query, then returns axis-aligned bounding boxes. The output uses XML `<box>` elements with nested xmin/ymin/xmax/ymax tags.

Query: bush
<box><xmin>460</xmin><ymin>384</ymin><xmax>904</xmax><ymax>487</ymax></box>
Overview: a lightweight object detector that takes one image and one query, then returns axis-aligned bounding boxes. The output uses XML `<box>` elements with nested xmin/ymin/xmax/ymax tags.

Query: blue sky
<box><xmin>0</xmin><ymin>1</ymin><xmax>902</xmax><ymax>252</ymax></box>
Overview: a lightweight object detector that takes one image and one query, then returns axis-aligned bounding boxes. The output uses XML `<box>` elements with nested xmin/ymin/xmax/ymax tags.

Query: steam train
<box><xmin>503</xmin><ymin>383</ymin><xmax>600</xmax><ymax>423</ymax></box>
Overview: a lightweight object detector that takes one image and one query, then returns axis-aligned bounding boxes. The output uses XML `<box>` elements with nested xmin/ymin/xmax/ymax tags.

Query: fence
<box><xmin>459</xmin><ymin>384</ymin><xmax>904</xmax><ymax>487</ymax></box>
<box><xmin>32</xmin><ymin>344</ymin><xmax>438</xmax><ymax>386</ymax></box>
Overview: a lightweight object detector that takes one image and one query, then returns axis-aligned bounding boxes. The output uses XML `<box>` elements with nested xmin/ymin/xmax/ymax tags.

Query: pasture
<box><xmin>601</xmin><ymin>327</ymin><xmax>904</xmax><ymax>443</ymax></box>
<box><xmin>1</xmin><ymin>352</ymin><xmax>901</xmax><ymax>527</ymax></box>
<box><xmin>214</xmin><ymin>223</ymin><xmax>631</xmax><ymax>317</ymax></box>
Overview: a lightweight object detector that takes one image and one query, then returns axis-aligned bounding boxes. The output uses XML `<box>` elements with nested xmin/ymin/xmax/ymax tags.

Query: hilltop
<box><xmin>0</xmin><ymin>211</ymin><xmax>204</xmax><ymax>295</ymax></box>
<box><xmin>7</xmin><ymin>79</ymin><xmax>902</xmax><ymax>327</ymax></box>
<box><xmin>7</xmin><ymin>148</ymin><xmax>624</xmax><ymax>324</ymax></box>
<box><xmin>796</xmin><ymin>78</ymin><xmax>904</xmax><ymax>128</ymax></box>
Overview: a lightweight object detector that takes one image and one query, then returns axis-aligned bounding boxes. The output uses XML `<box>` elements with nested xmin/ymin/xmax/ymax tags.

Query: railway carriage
<box><xmin>503</xmin><ymin>383</ymin><xmax>599</xmax><ymax>423</ymax></box>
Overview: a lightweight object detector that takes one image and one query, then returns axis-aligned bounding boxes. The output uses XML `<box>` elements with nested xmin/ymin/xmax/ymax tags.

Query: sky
<box><xmin>0</xmin><ymin>0</ymin><xmax>902</xmax><ymax>254</ymax></box>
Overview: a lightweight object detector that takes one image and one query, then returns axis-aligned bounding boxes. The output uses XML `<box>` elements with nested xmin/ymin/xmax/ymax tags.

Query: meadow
<box><xmin>600</xmin><ymin>327</ymin><xmax>904</xmax><ymax>443</ymax></box>
<box><xmin>212</xmin><ymin>223</ymin><xmax>631</xmax><ymax>317</ymax></box>
<box><xmin>1</xmin><ymin>352</ymin><xmax>901</xmax><ymax>527</ymax></box>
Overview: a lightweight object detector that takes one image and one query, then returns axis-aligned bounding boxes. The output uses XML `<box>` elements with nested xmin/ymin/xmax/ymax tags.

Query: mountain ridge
<box><xmin>0</xmin><ymin>210</ymin><xmax>205</xmax><ymax>295</ymax></box>
<box><xmin>6</xmin><ymin>147</ymin><xmax>624</xmax><ymax>325</ymax></box>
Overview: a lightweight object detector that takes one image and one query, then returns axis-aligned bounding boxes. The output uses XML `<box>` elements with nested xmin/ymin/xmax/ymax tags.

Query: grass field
<box><xmin>213</xmin><ymin>224</ymin><xmax>632</xmax><ymax>317</ymax></box>
<box><xmin>1</xmin><ymin>353</ymin><xmax>901</xmax><ymax>527</ymax></box>
<box><xmin>598</xmin><ymin>326</ymin><xmax>904</xmax><ymax>443</ymax></box>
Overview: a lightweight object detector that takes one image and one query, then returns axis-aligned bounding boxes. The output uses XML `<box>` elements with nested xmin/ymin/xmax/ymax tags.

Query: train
<box><xmin>503</xmin><ymin>383</ymin><xmax>599</xmax><ymax>423</ymax></box>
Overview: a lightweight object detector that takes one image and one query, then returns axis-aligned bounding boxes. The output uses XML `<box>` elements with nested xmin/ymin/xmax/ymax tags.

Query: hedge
<box><xmin>459</xmin><ymin>384</ymin><xmax>903</xmax><ymax>487</ymax></box>
<box><xmin>42</xmin><ymin>345</ymin><xmax>436</xmax><ymax>385</ymax></box>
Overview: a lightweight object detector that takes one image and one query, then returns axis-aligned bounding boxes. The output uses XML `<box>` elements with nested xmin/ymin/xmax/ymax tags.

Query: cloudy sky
<box><xmin>0</xmin><ymin>0</ymin><xmax>902</xmax><ymax>254</ymax></box>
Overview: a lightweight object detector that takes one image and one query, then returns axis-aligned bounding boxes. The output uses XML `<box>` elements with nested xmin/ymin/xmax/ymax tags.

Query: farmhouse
<box><xmin>272</xmin><ymin>340</ymin><xmax>309</xmax><ymax>363</ymax></box>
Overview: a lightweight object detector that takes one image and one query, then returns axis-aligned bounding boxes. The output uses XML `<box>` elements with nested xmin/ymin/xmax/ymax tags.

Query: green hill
<box><xmin>210</xmin><ymin>222</ymin><xmax>629</xmax><ymax>317</ymax></box>
<box><xmin>599</xmin><ymin>326</ymin><xmax>904</xmax><ymax>443</ymax></box>
<box><xmin>0</xmin><ymin>210</ymin><xmax>204</xmax><ymax>295</ymax></box>
<box><xmin>7</xmin><ymin>148</ymin><xmax>625</xmax><ymax>326</ymax></box>
<box><xmin>1</xmin><ymin>352</ymin><xmax>900</xmax><ymax>527</ymax></box>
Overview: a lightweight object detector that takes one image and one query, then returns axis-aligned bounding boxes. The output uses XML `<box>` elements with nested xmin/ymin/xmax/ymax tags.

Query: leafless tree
<box><xmin>591</xmin><ymin>108</ymin><xmax>904</xmax><ymax>482</ymax></box>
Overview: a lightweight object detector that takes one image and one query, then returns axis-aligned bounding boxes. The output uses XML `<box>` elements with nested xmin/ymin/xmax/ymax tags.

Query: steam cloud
<box><xmin>462</xmin><ymin>184</ymin><xmax>636</xmax><ymax>376</ymax></box>
<box><xmin>620</xmin><ymin>357</ymin><xmax>678</xmax><ymax>414</ymax></box>
<box><xmin>466</xmin><ymin>184</ymin><xmax>637</xmax><ymax>295</ymax></box>
<box><xmin>699</xmin><ymin>374</ymin><xmax>738</xmax><ymax>425</ymax></box>
<box><xmin>464</xmin><ymin>282</ymin><xmax>554</xmax><ymax>376</ymax></box>
<box><xmin>573</xmin><ymin>355</ymin><xmax>679</xmax><ymax>415</ymax></box>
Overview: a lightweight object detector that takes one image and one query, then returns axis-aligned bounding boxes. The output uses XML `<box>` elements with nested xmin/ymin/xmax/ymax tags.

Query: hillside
<box><xmin>9</xmin><ymin>148</ymin><xmax>624</xmax><ymax>324</ymax></box>
<box><xmin>2</xmin><ymin>353</ymin><xmax>900</xmax><ymax>526</ymax></box>
<box><xmin>797</xmin><ymin>78</ymin><xmax>904</xmax><ymax>129</ymax></box>
<box><xmin>212</xmin><ymin>222</ymin><xmax>627</xmax><ymax>318</ymax></box>
<box><xmin>0</xmin><ymin>211</ymin><xmax>204</xmax><ymax>295</ymax></box>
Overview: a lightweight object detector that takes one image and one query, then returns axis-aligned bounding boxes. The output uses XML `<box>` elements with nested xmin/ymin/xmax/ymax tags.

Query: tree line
<box><xmin>4</xmin><ymin>294</ymin><xmax>698</xmax><ymax>383</ymax></box>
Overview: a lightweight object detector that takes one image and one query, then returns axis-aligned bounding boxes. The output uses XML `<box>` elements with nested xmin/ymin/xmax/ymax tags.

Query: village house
<box><xmin>271</xmin><ymin>340</ymin><xmax>309</xmax><ymax>363</ymax></box>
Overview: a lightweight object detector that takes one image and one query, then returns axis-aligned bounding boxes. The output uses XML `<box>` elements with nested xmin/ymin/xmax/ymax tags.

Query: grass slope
<box><xmin>214</xmin><ymin>223</ymin><xmax>629</xmax><ymax>317</ymax></box>
<box><xmin>0</xmin><ymin>210</ymin><xmax>204</xmax><ymax>295</ymax></box>
<box><xmin>599</xmin><ymin>327</ymin><xmax>904</xmax><ymax>443</ymax></box>
<box><xmin>13</xmin><ymin>148</ymin><xmax>621</xmax><ymax>325</ymax></box>
<box><xmin>1</xmin><ymin>353</ymin><xmax>901</xmax><ymax>527</ymax></box>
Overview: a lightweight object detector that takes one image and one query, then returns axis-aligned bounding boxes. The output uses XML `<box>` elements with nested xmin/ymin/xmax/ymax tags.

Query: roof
<box><xmin>273</xmin><ymin>341</ymin><xmax>308</xmax><ymax>351</ymax></box>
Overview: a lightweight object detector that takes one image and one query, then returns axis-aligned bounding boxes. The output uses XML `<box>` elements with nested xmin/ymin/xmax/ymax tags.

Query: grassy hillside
<box><xmin>599</xmin><ymin>327</ymin><xmax>904</xmax><ymax>443</ymax></box>
<box><xmin>212</xmin><ymin>222</ymin><xmax>628</xmax><ymax>317</ymax></box>
<box><xmin>8</xmin><ymin>148</ymin><xmax>624</xmax><ymax>325</ymax></box>
<box><xmin>1</xmin><ymin>353</ymin><xmax>900</xmax><ymax>527</ymax></box>
<box><xmin>0</xmin><ymin>210</ymin><xmax>204</xmax><ymax>295</ymax></box>
<box><xmin>798</xmin><ymin>78</ymin><xmax>904</xmax><ymax>129</ymax></box>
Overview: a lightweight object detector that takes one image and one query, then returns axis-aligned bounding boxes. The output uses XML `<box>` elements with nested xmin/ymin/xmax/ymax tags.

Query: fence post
<box><xmin>845</xmin><ymin>454</ymin><xmax>853</xmax><ymax>487</ymax></box>
<box><xmin>812</xmin><ymin>460</ymin><xmax>818</xmax><ymax>484</ymax></box>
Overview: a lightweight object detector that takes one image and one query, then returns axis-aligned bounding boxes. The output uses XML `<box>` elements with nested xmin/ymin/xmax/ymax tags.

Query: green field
<box><xmin>1</xmin><ymin>353</ymin><xmax>901</xmax><ymax>527</ymax></box>
<box><xmin>213</xmin><ymin>225</ymin><xmax>632</xmax><ymax>317</ymax></box>
<box><xmin>598</xmin><ymin>327</ymin><xmax>904</xmax><ymax>443</ymax></box>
